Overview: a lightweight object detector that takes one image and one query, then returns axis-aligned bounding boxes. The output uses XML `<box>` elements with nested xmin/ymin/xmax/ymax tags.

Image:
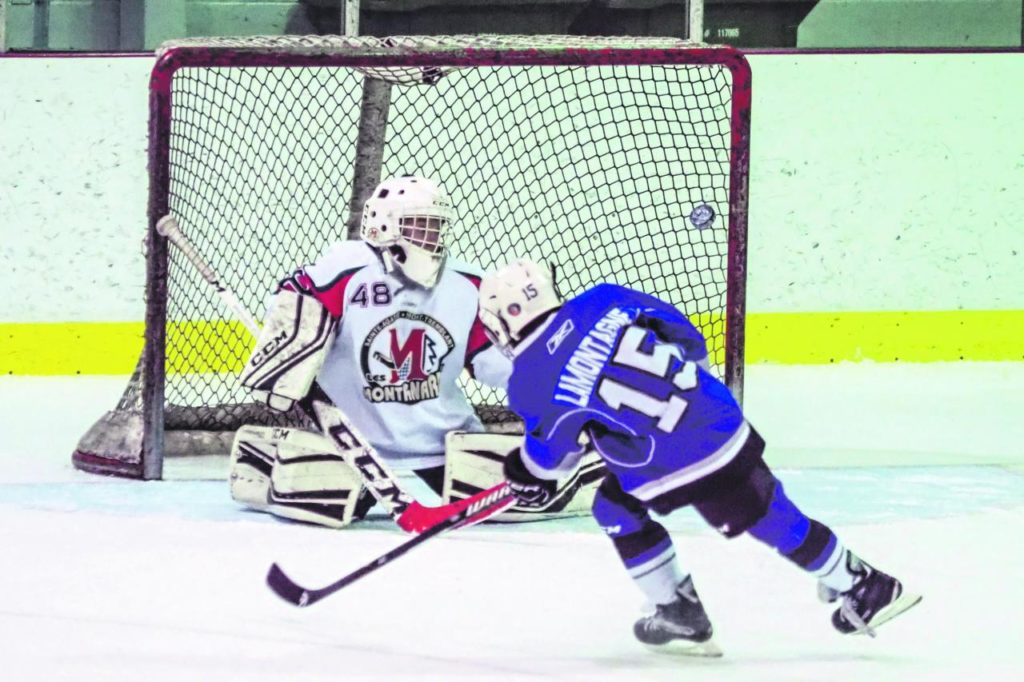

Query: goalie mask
<box><xmin>479</xmin><ymin>259</ymin><xmax>562</xmax><ymax>352</ymax></box>
<box><xmin>360</xmin><ymin>176</ymin><xmax>454</xmax><ymax>288</ymax></box>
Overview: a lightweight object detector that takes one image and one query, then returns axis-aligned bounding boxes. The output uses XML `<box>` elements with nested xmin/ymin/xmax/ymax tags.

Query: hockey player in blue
<box><xmin>478</xmin><ymin>259</ymin><xmax>921</xmax><ymax>655</ymax></box>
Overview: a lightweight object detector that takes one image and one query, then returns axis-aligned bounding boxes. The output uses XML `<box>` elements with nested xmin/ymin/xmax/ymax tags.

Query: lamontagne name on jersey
<box><xmin>554</xmin><ymin>307</ymin><xmax>634</xmax><ymax>407</ymax></box>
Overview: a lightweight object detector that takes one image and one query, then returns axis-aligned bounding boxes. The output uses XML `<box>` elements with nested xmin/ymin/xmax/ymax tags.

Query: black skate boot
<box><xmin>821</xmin><ymin>553</ymin><xmax>922</xmax><ymax>636</ymax></box>
<box><xmin>633</xmin><ymin>576</ymin><xmax>722</xmax><ymax>657</ymax></box>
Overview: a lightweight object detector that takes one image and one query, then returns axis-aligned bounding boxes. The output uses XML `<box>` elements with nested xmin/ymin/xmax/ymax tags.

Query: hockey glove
<box><xmin>503</xmin><ymin>447</ymin><xmax>558</xmax><ymax>509</ymax></box>
<box><xmin>240</xmin><ymin>290</ymin><xmax>336</xmax><ymax>412</ymax></box>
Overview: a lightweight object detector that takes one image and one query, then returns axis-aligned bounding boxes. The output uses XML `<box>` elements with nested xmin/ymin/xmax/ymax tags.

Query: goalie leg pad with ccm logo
<box><xmin>229</xmin><ymin>424</ymin><xmax>277</xmax><ymax>510</ymax></box>
<box><xmin>230</xmin><ymin>425</ymin><xmax>369</xmax><ymax>529</ymax></box>
<box><xmin>442</xmin><ymin>431</ymin><xmax>606</xmax><ymax>523</ymax></box>
<box><xmin>240</xmin><ymin>289</ymin><xmax>337</xmax><ymax>412</ymax></box>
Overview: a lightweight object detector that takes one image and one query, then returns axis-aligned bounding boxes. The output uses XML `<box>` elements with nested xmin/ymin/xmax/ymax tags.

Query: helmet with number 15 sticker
<box><xmin>479</xmin><ymin>259</ymin><xmax>562</xmax><ymax>351</ymax></box>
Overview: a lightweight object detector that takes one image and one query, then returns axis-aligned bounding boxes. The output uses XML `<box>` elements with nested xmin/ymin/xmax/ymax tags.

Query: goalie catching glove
<box><xmin>240</xmin><ymin>289</ymin><xmax>337</xmax><ymax>411</ymax></box>
<box><xmin>503</xmin><ymin>447</ymin><xmax>558</xmax><ymax>509</ymax></box>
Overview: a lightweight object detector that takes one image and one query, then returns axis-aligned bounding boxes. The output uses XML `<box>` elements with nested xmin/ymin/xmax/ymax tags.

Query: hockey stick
<box><xmin>267</xmin><ymin>484</ymin><xmax>515</xmax><ymax>607</ymax></box>
<box><xmin>156</xmin><ymin>215</ymin><xmax>512</xmax><ymax>532</ymax></box>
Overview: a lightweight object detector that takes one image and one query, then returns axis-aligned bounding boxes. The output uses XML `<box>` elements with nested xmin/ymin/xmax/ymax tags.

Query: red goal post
<box><xmin>73</xmin><ymin>34</ymin><xmax>751</xmax><ymax>480</ymax></box>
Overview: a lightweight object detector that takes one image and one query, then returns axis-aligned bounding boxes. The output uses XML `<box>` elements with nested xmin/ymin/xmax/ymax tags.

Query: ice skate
<box><xmin>821</xmin><ymin>553</ymin><xmax>922</xmax><ymax>637</ymax></box>
<box><xmin>633</xmin><ymin>576</ymin><xmax>723</xmax><ymax>657</ymax></box>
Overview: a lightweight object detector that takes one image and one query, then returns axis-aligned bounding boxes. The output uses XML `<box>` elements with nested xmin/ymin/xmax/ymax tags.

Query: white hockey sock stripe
<box><xmin>629</xmin><ymin>546</ymin><xmax>686</xmax><ymax>605</ymax></box>
<box><xmin>815</xmin><ymin>544</ymin><xmax>854</xmax><ymax>593</ymax></box>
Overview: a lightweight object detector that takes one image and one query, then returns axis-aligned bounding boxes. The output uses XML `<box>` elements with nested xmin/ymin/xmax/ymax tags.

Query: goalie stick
<box><xmin>155</xmin><ymin>215</ymin><xmax>511</xmax><ymax>532</ymax></box>
<box><xmin>267</xmin><ymin>484</ymin><xmax>514</xmax><ymax>607</ymax></box>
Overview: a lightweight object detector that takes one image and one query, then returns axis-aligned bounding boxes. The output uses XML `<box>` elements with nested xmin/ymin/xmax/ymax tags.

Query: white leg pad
<box><xmin>229</xmin><ymin>424</ymin><xmax>277</xmax><ymax>509</ymax></box>
<box><xmin>443</xmin><ymin>431</ymin><xmax>605</xmax><ymax>522</ymax></box>
<box><xmin>230</xmin><ymin>425</ymin><xmax>366</xmax><ymax>529</ymax></box>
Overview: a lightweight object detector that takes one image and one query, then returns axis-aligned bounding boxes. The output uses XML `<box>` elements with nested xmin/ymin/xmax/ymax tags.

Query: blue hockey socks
<box><xmin>746</xmin><ymin>481</ymin><xmax>855</xmax><ymax>593</ymax></box>
<box><xmin>594</xmin><ymin>479</ymin><xmax>686</xmax><ymax>605</ymax></box>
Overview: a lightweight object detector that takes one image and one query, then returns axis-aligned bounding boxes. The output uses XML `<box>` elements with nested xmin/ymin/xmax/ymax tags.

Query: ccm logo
<box><xmin>250</xmin><ymin>330</ymin><xmax>289</xmax><ymax>366</ymax></box>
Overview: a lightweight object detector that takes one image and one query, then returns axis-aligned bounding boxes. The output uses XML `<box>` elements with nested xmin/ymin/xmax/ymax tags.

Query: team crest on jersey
<box><xmin>359</xmin><ymin>311</ymin><xmax>456</xmax><ymax>404</ymax></box>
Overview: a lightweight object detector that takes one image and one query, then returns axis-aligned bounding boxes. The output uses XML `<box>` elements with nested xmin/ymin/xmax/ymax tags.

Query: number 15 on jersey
<box><xmin>597</xmin><ymin>326</ymin><xmax>699</xmax><ymax>432</ymax></box>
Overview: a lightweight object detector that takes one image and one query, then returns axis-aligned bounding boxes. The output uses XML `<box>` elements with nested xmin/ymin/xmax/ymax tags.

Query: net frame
<box><xmin>73</xmin><ymin>35</ymin><xmax>751</xmax><ymax>480</ymax></box>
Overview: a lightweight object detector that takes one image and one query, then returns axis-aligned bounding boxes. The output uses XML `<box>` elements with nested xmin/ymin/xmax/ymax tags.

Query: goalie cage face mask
<box><xmin>361</xmin><ymin>176</ymin><xmax>454</xmax><ymax>288</ymax></box>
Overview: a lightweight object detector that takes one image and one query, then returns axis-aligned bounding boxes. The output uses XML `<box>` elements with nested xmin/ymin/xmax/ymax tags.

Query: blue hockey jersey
<box><xmin>508</xmin><ymin>283</ymin><xmax>751</xmax><ymax>503</ymax></box>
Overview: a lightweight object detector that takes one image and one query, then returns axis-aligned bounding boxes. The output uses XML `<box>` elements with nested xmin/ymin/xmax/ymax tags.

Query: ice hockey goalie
<box><xmin>228</xmin><ymin>175</ymin><xmax>603</xmax><ymax>527</ymax></box>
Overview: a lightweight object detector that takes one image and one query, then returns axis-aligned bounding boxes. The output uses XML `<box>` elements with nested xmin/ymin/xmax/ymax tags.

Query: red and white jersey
<box><xmin>280</xmin><ymin>240</ymin><xmax>511</xmax><ymax>469</ymax></box>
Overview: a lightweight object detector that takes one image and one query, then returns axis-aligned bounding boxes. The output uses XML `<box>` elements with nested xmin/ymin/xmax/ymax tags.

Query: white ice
<box><xmin>1</xmin><ymin>363</ymin><xmax>1022</xmax><ymax>682</ymax></box>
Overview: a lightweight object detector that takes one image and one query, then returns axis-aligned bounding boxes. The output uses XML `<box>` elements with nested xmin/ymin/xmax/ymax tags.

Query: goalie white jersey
<box><xmin>279</xmin><ymin>240</ymin><xmax>511</xmax><ymax>469</ymax></box>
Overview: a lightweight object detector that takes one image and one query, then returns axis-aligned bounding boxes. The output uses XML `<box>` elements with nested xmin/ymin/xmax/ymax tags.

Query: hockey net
<box><xmin>72</xmin><ymin>34</ymin><xmax>751</xmax><ymax>479</ymax></box>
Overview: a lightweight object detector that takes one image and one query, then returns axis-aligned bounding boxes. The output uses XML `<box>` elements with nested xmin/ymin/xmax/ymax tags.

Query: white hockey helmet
<box><xmin>479</xmin><ymin>259</ymin><xmax>562</xmax><ymax>351</ymax></box>
<box><xmin>360</xmin><ymin>175</ymin><xmax>455</xmax><ymax>288</ymax></box>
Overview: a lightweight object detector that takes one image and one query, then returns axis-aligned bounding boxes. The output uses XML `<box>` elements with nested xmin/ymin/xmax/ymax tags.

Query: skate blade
<box><xmin>644</xmin><ymin>637</ymin><xmax>723</xmax><ymax>658</ymax></box>
<box><xmin>863</xmin><ymin>591</ymin><xmax>922</xmax><ymax>633</ymax></box>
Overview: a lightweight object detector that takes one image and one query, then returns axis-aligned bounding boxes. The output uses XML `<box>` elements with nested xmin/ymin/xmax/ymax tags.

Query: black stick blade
<box><xmin>266</xmin><ymin>563</ymin><xmax>312</xmax><ymax>607</ymax></box>
<box><xmin>263</xmin><ymin>487</ymin><xmax>515</xmax><ymax>609</ymax></box>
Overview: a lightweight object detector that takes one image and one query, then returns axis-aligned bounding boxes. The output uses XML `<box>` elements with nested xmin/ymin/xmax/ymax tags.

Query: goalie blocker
<box><xmin>229</xmin><ymin>426</ymin><xmax>603</xmax><ymax>528</ymax></box>
<box><xmin>239</xmin><ymin>288</ymin><xmax>337</xmax><ymax>412</ymax></box>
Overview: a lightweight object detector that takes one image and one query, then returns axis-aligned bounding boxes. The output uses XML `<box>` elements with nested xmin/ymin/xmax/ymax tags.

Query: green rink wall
<box><xmin>798</xmin><ymin>0</ymin><xmax>1023</xmax><ymax>48</ymax></box>
<box><xmin>0</xmin><ymin>51</ymin><xmax>1021</xmax><ymax>374</ymax></box>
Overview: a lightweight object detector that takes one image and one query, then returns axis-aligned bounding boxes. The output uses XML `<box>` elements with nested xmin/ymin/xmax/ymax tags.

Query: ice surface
<box><xmin>1</xmin><ymin>364</ymin><xmax>1022</xmax><ymax>681</ymax></box>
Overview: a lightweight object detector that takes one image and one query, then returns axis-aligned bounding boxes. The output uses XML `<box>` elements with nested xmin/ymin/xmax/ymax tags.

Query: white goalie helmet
<box><xmin>479</xmin><ymin>259</ymin><xmax>562</xmax><ymax>351</ymax></box>
<box><xmin>360</xmin><ymin>175</ymin><xmax>455</xmax><ymax>288</ymax></box>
